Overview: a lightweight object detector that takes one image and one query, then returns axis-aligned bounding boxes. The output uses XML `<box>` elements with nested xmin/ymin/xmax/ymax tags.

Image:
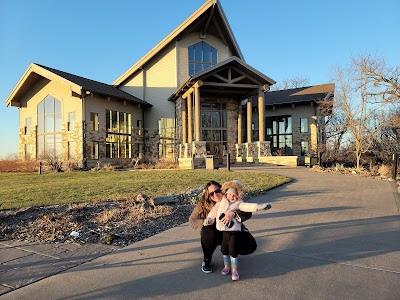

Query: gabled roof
<box><xmin>170</xmin><ymin>56</ymin><xmax>276</xmax><ymax>101</ymax></box>
<box><xmin>5</xmin><ymin>63</ymin><xmax>151</xmax><ymax>108</ymax></box>
<box><xmin>113</xmin><ymin>0</ymin><xmax>243</xmax><ymax>86</ymax></box>
<box><xmin>251</xmin><ymin>83</ymin><xmax>335</xmax><ymax>107</ymax></box>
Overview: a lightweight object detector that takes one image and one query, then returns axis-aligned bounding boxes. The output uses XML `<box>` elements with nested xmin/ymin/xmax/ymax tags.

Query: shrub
<box><xmin>378</xmin><ymin>164</ymin><xmax>392</xmax><ymax>178</ymax></box>
<box><xmin>0</xmin><ymin>159</ymin><xmax>38</xmax><ymax>172</ymax></box>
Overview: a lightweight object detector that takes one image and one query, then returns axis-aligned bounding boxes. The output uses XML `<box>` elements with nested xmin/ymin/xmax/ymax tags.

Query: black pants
<box><xmin>221</xmin><ymin>231</ymin><xmax>239</xmax><ymax>258</ymax></box>
<box><xmin>201</xmin><ymin>224</ymin><xmax>257</xmax><ymax>261</ymax></box>
<box><xmin>201</xmin><ymin>224</ymin><xmax>222</xmax><ymax>261</ymax></box>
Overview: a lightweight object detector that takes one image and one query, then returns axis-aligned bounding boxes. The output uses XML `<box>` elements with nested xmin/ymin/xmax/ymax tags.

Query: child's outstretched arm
<box><xmin>239</xmin><ymin>202</ymin><xmax>272</xmax><ymax>212</ymax></box>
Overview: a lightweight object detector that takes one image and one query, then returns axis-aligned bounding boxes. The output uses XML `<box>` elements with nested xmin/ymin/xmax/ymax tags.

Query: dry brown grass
<box><xmin>378</xmin><ymin>164</ymin><xmax>392</xmax><ymax>178</ymax></box>
<box><xmin>0</xmin><ymin>159</ymin><xmax>39</xmax><ymax>173</ymax></box>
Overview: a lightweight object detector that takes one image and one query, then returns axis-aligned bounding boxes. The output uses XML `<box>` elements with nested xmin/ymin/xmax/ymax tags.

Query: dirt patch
<box><xmin>0</xmin><ymin>192</ymin><xmax>199</xmax><ymax>247</ymax></box>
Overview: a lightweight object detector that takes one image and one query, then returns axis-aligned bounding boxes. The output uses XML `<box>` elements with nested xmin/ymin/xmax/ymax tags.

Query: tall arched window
<box><xmin>188</xmin><ymin>41</ymin><xmax>217</xmax><ymax>75</ymax></box>
<box><xmin>37</xmin><ymin>95</ymin><xmax>62</xmax><ymax>158</ymax></box>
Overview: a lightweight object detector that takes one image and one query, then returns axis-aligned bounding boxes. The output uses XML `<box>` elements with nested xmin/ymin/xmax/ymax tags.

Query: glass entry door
<box><xmin>201</xmin><ymin>103</ymin><xmax>227</xmax><ymax>163</ymax></box>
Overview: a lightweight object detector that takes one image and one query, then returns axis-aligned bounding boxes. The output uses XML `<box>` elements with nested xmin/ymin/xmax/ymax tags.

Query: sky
<box><xmin>0</xmin><ymin>0</ymin><xmax>399</xmax><ymax>158</ymax></box>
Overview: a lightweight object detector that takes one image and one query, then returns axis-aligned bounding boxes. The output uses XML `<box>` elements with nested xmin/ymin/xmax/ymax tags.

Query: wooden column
<box><xmin>238</xmin><ymin>102</ymin><xmax>242</xmax><ymax>144</ymax></box>
<box><xmin>194</xmin><ymin>81</ymin><xmax>203</xmax><ymax>142</ymax></box>
<box><xmin>181</xmin><ymin>98</ymin><xmax>187</xmax><ymax>144</ymax></box>
<box><xmin>246</xmin><ymin>98</ymin><xmax>252</xmax><ymax>143</ymax></box>
<box><xmin>258</xmin><ymin>87</ymin><xmax>265</xmax><ymax>142</ymax></box>
<box><xmin>187</xmin><ymin>93</ymin><xmax>193</xmax><ymax>143</ymax></box>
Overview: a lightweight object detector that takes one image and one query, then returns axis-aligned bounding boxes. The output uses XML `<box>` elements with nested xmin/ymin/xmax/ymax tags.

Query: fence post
<box><xmin>227</xmin><ymin>153</ymin><xmax>231</xmax><ymax>171</ymax></box>
<box><xmin>38</xmin><ymin>161</ymin><xmax>42</xmax><ymax>175</ymax></box>
<box><xmin>393</xmin><ymin>153</ymin><xmax>398</xmax><ymax>180</ymax></box>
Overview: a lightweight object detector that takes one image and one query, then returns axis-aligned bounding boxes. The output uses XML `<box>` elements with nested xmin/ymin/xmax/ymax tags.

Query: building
<box><xmin>5</xmin><ymin>0</ymin><xmax>333</xmax><ymax>168</ymax></box>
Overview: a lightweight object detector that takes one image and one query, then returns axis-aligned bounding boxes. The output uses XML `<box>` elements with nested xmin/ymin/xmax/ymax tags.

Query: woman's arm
<box><xmin>188</xmin><ymin>206</ymin><xmax>204</xmax><ymax>230</ymax></box>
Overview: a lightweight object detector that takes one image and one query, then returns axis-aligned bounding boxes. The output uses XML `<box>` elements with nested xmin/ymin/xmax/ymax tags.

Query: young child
<box><xmin>204</xmin><ymin>180</ymin><xmax>271</xmax><ymax>281</ymax></box>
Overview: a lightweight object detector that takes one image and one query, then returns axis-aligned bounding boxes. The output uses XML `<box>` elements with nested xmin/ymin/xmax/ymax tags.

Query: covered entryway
<box><xmin>168</xmin><ymin>56</ymin><xmax>276</xmax><ymax>168</ymax></box>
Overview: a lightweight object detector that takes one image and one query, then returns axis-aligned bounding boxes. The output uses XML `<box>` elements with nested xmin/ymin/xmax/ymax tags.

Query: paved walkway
<box><xmin>1</xmin><ymin>166</ymin><xmax>399</xmax><ymax>299</ymax></box>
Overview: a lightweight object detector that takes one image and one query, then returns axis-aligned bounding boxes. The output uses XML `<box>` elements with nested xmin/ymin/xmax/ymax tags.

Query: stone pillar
<box><xmin>187</xmin><ymin>93</ymin><xmax>193</xmax><ymax>143</ymax></box>
<box><xmin>194</xmin><ymin>83</ymin><xmax>201</xmax><ymax>142</ymax></box>
<box><xmin>181</xmin><ymin>99</ymin><xmax>187</xmax><ymax>144</ymax></box>
<box><xmin>258</xmin><ymin>87</ymin><xmax>265</xmax><ymax>142</ymax></box>
<box><xmin>246</xmin><ymin>98</ymin><xmax>252</xmax><ymax>143</ymax></box>
<box><xmin>238</xmin><ymin>102</ymin><xmax>242</xmax><ymax>144</ymax></box>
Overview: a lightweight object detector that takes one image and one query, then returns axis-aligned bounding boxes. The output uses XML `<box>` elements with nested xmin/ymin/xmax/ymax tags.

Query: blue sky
<box><xmin>0</xmin><ymin>0</ymin><xmax>399</xmax><ymax>158</ymax></box>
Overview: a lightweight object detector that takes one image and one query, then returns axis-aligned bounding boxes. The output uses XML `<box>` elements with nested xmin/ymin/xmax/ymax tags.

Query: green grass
<box><xmin>0</xmin><ymin>169</ymin><xmax>291</xmax><ymax>210</ymax></box>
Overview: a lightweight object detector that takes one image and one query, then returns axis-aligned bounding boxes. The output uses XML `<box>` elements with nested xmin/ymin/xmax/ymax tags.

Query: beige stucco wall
<box><xmin>176</xmin><ymin>33</ymin><xmax>233</xmax><ymax>87</ymax></box>
<box><xmin>120</xmin><ymin>43</ymin><xmax>177</xmax><ymax>131</ymax></box>
<box><xmin>18</xmin><ymin>76</ymin><xmax>83</xmax><ymax>161</ymax></box>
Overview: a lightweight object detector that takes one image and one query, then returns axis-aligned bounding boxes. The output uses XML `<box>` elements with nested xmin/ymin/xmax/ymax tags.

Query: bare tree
<box><xmin>271</xmin><ymin>76</ymin><xmax>310</xmax><ymax>91</ymax></box>
<box><xmin>356</xmin><ymin>53</ymin><xmax>400</xmax><ymax>104</ymax></box>
<box><xmin>333</xmin><ymin>61</ymin><xmax>386</xmax><ymax>170</ymax></box>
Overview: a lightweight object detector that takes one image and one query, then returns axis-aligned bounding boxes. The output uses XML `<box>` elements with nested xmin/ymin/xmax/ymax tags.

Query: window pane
<box><xmin>195</xmin><ymin>43</ymin><xmax>202</xmax><ymax>61</ymax></box>
<box><xmin>38</xmin><ymin>117</ymin><xmax>44</xmax><ymax>134</ymax></box>
<box><xmin>212</xmin><ymin>130</ymin><xmax>221</xmax><ymax>141</ymax></box>
<box><xmin>222</xmin><ymin>130</ymin><xmax>227</xmax><ymax>141</ymax></box>
<box><xmin>211</xmin><ymin>48</ymin><xmax>217</xmax><ymax>63</ymax></box>
<box><xmin>55</xmin><ymin>113</ymin><xmax>61</xmax><ymax>132</ymax></box>
<box><xmin>38</xmin><ymin>101</ymin><xmax>44</xmax><ymax>115</ymax></box>
<box><xmin>55</xmin><ymin>99</ymin><xmax>61</xmax><ymax>114</ymax></box>
<box><xmin>202</xmin><ymin>130</ymin><xmax>212</xmax><ymax>141</ymax></box>
<box><xmin>68</xmin><ymin>112</ymin><xmax>75</xmax><ymax>131</ymax></box>
<box><xmin>45</xmin><ymin>135</ymin><xmax>54</xmax><ymax>144</ymax></box>
<box><xmin>201</xmin><ymin>112</ymin><xmax>211</xmax><ymax>128</ymax></box>
<box><xmin>212</xmin><ymin>111</ymin><xmax>220</xmax><ymax>128</ymax></box>
<box><xmin>203</xmin><ymin>43</ymin><xmax>211</xmax><ymax>62</ymax></box>
<box><xmin>221</xmin><ymin>111</ymin><xmax>227</xmax><ymax>127</ymax></box>
<box><xmin>195</xmin><ymin>63</ymin><xmax>202</xmax><ymax>73</ymax></box>
<box><xmin>189</xmin><ymin>64</ymin><xmax>195</xmax><ymax>76</ymax></box>
<box><xmin>300</xmin><ymin>118</ymin><xmax>309</xmax><ymax>133</ymax></box>
<box><xmin>188</xmin><ymin>45</ymin><xmax>194</xmax><ymax>61</ymax></box>
<box><xmin>112</xmin><ymin>111</ymin><xmax>118</xmax><ymax>132</ymax></box>
<box><xmin>286</xmin><ymin>117</ymin><xmax>292</xmax><ymax>134</ymax></box>
<box><xmin>45</xmin><ymin>115</ymin><xmax>54</xmax><ymax>132</ymax></box>
<box><xmin>45</xmin><ymin>96</ymin><xmax>54</xmax><ymax>114</ymax></box>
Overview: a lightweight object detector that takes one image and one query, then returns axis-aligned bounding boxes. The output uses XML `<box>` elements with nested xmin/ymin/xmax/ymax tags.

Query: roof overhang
<box><xmin>5</xmin><ymin>64</ymin><xmax>82</xmax><ymax>107</ymax></box>
<box><xmin>113</xmin><ymin>0</ymin><xmax>244</xmax><ymax>86</ymax></box>
<box><xmin>169</xmin><ymin>57</ymin><xmax>275</xmax><ymax>102</ymax></box>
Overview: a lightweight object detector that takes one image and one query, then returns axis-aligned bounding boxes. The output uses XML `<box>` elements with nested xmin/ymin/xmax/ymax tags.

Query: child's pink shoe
<box><xmin>231</xmin><ymin>270</ymin><xmax>239</xmax><ymax>281</ymax></box>
<box><xmin>221</xmin><ymin>266</ymin><xmax>230</xmax><ymax>276</ymax></box>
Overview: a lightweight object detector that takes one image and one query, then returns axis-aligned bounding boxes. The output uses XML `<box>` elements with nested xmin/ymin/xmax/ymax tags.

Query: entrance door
<box><xmin>201</xmin><ymin>102</ymin><xmax>227</xmax><ymax>164</ymax></box>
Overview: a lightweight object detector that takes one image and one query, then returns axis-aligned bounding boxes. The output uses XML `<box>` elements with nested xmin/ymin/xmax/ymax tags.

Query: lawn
<box><xmin>0</xmin><ymin>169</ymin><xmax>291</xmax><ymax>210</ymax></box>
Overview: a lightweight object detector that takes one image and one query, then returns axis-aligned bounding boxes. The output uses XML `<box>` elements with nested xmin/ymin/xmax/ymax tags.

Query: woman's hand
<box><xmin>220</xmin><ymin>211</ymin><xmax>234</xmax><ymax>226</ymax></box>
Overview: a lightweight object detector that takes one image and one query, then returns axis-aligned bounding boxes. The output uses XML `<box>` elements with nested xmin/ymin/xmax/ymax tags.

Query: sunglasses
<box><xmin>209</xmin><ymin>189</ymin><xmax>222</xmax><ymax>196</ymax></box>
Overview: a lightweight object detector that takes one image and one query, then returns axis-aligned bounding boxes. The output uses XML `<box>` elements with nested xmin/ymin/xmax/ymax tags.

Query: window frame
<box><xmin>188</xmin><ymin>41</ymin><xmax>217</xmax><ymax>76</ymax></box>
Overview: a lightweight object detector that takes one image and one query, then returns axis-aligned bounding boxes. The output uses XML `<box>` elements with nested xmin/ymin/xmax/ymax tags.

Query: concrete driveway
<box><xmin>1</xmin><ymin>166</ymin><xmax>399</xmax><ymax>300</ymax></box>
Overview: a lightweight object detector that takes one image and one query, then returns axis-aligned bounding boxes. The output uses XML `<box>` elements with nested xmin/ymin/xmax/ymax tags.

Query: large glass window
<box><xmin>266</xmin><ymin>116</ymin><xmax>293</xmax><ymax>155</ymax></box>
<box><xmin>37</xmin><ymin>95</ymin><xmax>62</xmax><ymax>158</ymax></box>
<box><xmin>106</xmin><ymin>109</ymin><xmax>131</xmax><ymax>158</ymax></box>
<box><xmin>188</xmin><ymin>41</ymin><xmax>217</xmax><ymax>76</ymax></box>
<box><xmin>201</xmin><ymin>103</ymin><xmax>227</xmax><ymax>154</ymax></box>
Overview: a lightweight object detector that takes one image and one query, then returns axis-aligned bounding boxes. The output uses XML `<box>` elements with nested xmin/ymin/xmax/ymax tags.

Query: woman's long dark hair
<box><xmin>195</xmin><ymin>180</ymin><xmax>221</xmax><ymax>219</ymax></box>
